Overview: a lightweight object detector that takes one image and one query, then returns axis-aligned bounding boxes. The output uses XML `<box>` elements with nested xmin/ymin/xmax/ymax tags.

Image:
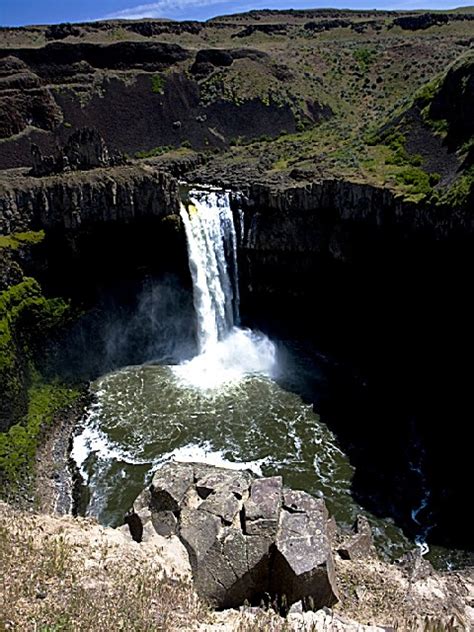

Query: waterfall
<box><xmin>175</xmin><ymin>188</ymin><xmax>276</xmax><ymax>389</ymax></box>
<box><xmin>179</xmin><ymin>190</ymin><xmax>239</xmax><ymax>353</ymax></box>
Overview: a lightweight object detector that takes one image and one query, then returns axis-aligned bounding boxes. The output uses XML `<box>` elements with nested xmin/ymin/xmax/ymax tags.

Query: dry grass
<box><xmin>0</xmin><ymin>503</ymin><xmax>207</xmax><ymax>632</ymax></box>
<box><xmin>0</xmin><ymin>502</ymin><xmax>471</xmax><ymax>632</ymax></box>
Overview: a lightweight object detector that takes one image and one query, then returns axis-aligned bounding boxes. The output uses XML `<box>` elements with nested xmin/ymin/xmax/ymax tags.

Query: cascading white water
<box><xmin>178</xmin><ymin>190</ymin><xmax>239</xmax><ymax>353</ymax></box>
<box><xmin>175</xmin><ymin>189</ymin><xmax>275</xmax><ymax>389</ymax></box>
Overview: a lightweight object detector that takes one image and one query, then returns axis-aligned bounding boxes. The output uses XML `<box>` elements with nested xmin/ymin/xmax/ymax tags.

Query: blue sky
<box><xmin>1</xmin><ymin>0</ymin><xmax>473</xmax><ymax>26</ymax></box>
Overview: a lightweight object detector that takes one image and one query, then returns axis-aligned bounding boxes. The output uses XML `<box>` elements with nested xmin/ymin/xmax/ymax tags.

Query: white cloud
<box><xmin>102</xmin><ymin>0</ymin><xmax>224</xmax><ymax>20</ymax></box>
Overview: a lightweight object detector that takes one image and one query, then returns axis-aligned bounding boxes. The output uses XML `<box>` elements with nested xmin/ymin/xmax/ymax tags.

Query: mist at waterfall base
<box><xmin>72</xmin><ymin>188</ymin><xmax>456</xmax><ymax>565</ymax></box>
<box><xmin>44</xmin><ymin>274</ymin><xmax>197</xmax><ymax>382</ymax></box>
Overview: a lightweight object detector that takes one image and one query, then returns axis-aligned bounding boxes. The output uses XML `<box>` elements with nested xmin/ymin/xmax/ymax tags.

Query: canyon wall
<box><xmin>232</xmin><ymin>180</ymin><xmax>473</xmax><ymax>555</ymax></box>
<box><xmin>0</xmin><ymin>165</ymin><xmax>179</xmax><ymax>234</ymax></box>
<box><xmin>1</xmin><ymin>165</ymin><xmax>473</xmax><ymax>552</ymax></box>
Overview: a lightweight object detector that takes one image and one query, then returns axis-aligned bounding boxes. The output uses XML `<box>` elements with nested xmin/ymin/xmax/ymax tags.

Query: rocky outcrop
<box><xmin>221</xmin><ymin>176</ymin><xmax>474</xmax><ymax>559</ymax></box>
<box><xmin>125</xmin><ymin>462</ymin><xmax>339</xmax><ymax>612</ymax></box>
<box><xmin>0</xmin><ymin>164</ymin><xmax>179</xmax><ymax>234</ymax></box>
<box><xmin>0</xmin><ymin>41</ymin><xmax>191</xmax><ymax>76</ymax></box>
<box><xmin>337</xmin><ymin>516</ymin><xmax>377</xmax><ymax>561</ymax></box>
<box><xmin>190</xmin><ymin>47</ymin><xmax>268</xmax><ymax>78</ymax></box>
<box><xmin>392</xmin><ymin>13</ymin><xmax>449</xmax><ymax>30</ymax></box>
<box><xmin>30</xmin><ymin>127</ymin><xmax>125</xmax><ymax>177</ymax></box>
<box><xmin>0</xmin><ymin>55</ymin><xmax>63</xmax><ymax>138</ymax></box>
<box><xmin>190</xmin><ymin>49</ymin><xmax>234</xmax><ymax>77</ymax></box>
<box><xmin>429</xmin><ymin>50</ymin><xmax>474</xmax><ymax>144</ymax></box>
<box><xmin>232</xmin><ymin>178</ymin><xmax>474</xmax><ymax>259</ymax></box>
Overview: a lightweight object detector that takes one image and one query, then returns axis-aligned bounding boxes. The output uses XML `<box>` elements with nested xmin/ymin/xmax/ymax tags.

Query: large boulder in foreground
<box><xmin>125</xmin><ymin>462</ymin><xmax>339</xmax><ymax>612</ymax></box>
<box><xmin>272</xmin><ymin>489</ymin><xmax>338</xmax><ymax>610</ymax></box>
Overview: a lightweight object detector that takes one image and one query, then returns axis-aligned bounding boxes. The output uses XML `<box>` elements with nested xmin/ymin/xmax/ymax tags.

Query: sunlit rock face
<box><xmin>125</xmin><ymin>461</ymin><xmax>339</xmax><ymax>612</ymax></box>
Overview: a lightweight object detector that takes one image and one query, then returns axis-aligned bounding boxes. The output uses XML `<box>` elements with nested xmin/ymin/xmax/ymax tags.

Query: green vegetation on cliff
<box><xmin>0</xmin><ymin>230</ymin><xmax>45</xmax><ymax>251</ymax></box>
<box><xmin>151</xmin><ymin>73</ymin><xmax>165</xmax><ymax>95</ymax></box>
<box><xmin>0</xmin><ymin>380</ymin><xmax>79</xmax><ymax>490</ymax></box>
<box><xmin>0</xmin><ymin>277</ymin><xmax>70</xmax><ymax>379</ymax></box>
<box><xmin>0</xmin><ymin>274</ymin><xmax>76</xmax><ymax>492</ymax></box>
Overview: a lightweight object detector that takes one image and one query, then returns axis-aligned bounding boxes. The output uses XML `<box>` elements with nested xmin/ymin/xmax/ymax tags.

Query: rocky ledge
<box><xmin>0</xmin><ymin>163</ymin><xmax>179</xmax><ymax>234</ymax></box>
<box><xmin>120</xmin><ymin>462</ymin><xmax>474</xmax><ymax>632</ymax></box>
<box><xmin>126</xmin><ymin>462</ymin><xmax>341</xmax><ymax>612</ymax></box>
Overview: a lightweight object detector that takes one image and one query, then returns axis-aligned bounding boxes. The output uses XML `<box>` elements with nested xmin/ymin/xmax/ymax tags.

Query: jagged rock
<box><xmin>304</xmin><ymin>19</ymin><xmax>350</xmax><ymax>32</ymax></box>
<box><xmin>272</xmin><ymin>489</ymin><xmax>339</xmax><ymax>611</ymax></box>
<box><xmin>0</xmin><ymin>56</ymin><xmax>63</xmax><ymax>138</ymax></box>
<box><xmin>195</xmin><ymin>467</ymin><xmax>252</xmax><ymax>500</ymax></box>
<box><xmin>199</xmin><ymin>490</ymin><xmax>241</xmax><ymax>524</ymax></box>
<box><xmin>243</xmin><ymin>476</ymin><xmax>282</xmax><ymax>536</ymax></box>
<box><xmin>30</xmin><ymin>127</ymin><xmax>125</xmax><ymax>177</ymax></box>
<box><xmin>125</xmin><ymin>462</ymin><xmax>339</xmax><ymax>613</ymax></box>
<box><xmin>125</xmin><ymin>21</ymin><xmax>202</xmax><ymax>38</ymax></box>
<box><xmin>397</xmin><ymin>549</ymin><xmax>434</xmax><ymax>582</ymax></box>
<box><xmin>151</xmin><ymin>510</ymin><xmax>178</xmax><ymax>537</ymax></box>
<box><xmin>337</xmin><ymin>516</ymin><xmax>377</xmax><ymax>561</ymax></box>
<box><xmin>392</xmin><ymin>13</ymin><xmax>449</xmax><ymax>30</ymax></box>
<box><xmin>45</xmin><ymin>23</ymin><xmax>82</xmax><ymax>40</ymax></box>
<box><xmin>191</xmin><ymin>49</ymin><xmax>234</xmax><ymax>73</ymax></box>
<box><xmin>190</xmin><ymin>47</ymin><xmax>268</xmax><ymax>78</ymax></box>
<box><xmin>6</xmin><ymin>40</ymin><xmax>190</xmax><ymax>73</ymax></box>
<box><xmin>179</xmin><ymin>506</ymin><xmax>222</xmax><ymax>568</ymax></box>
<box><xmin>149</xmin><ymin>462</ymin><xmax>195</xmax><ymax>512</ymax></box>
<box><xmin>0</xmin><ymin>163</ymin><xmax>180</xmax><ymax>235</ymax></box>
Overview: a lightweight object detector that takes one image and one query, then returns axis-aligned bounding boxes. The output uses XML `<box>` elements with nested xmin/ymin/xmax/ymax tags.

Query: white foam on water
<box><xmin>157</xmin><ymin>440</ymin><xmax>271</xmax><ymax>476</ymax></box>
<box><xmin>71</xmin><ymin>416</ymin><xmax>151</xmax><ymax>482</ymax></box>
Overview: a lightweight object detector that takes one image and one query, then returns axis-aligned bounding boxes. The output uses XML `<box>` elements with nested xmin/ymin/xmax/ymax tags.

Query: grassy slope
<box><xmin>1</xmin><ymin>9</ymin><xmax>473</xmax><ymax>202</ymax></box>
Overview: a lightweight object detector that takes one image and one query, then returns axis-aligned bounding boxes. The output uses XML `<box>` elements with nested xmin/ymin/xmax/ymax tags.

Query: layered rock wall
<box><xmin>0</xmin><ymin>165</ymin><xmax>180</xmax><ymax>234</ymax></box>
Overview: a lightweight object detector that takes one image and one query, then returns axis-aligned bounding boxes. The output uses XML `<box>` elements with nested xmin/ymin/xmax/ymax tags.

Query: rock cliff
<box><xmin>0</xmin><ymin>164</ymin><xmax>179</xmax><ymax>235</ymax></box>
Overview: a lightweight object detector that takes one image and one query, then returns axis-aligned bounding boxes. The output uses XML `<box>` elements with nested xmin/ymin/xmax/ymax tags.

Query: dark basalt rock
<box><xmin>126</xmin><ymin>462</ymin><xmax>339</xmax><ymax>612</ymax></box>
<box><xmin>190</xmin><ymin>47</ymin><xmax>269</xmax><ymax>78</ymax></box>
<box><xmin>0</xmin><ymin>41</ymin><xmax>190</xmax><ymax>74</ymax></box>
<box><xmin>272</xmin><ymin>489</ymin><xmax>338</xmax><ymax>611</ymax></box>
<box><xmin>243</xmin><ymin>476</ymin><xmax>282</xmax><ymax>536</ymax></box>
<box><xmin>0</xmin><ymin>56</ymin><xmax>63</xmax><ymax>138</ymax></box>
<box><xmin>125</xmin><ymin>20</ymin><xmax>203</xmax><ymax>38</ymax></box>
<box><xmin>193</xmin><ymin>49</ymin><xmax>234</xmax><ymax>69</ymax></box>
<box><xmin>190</xmin><ymin>48</ymin><xmax>234</xmax><ymax>79</ymax></box>
<box><xmin>149</xmin><ymin>462</ymin><xmax>195</xmax><ymax>512</ymax></box>
<box><xmin>304</xmin><ymin>19</ymin><xmax>350</xmax><ymax>32</ymax></box>
<box><xmin>30</xmin><ymin>128</ymin><xmax>125</xmax><ymax>177</ymax></box>
<box><xmin>392</xmin><ymin>13</ymin><xmax>449</xmax><ymax>31</ymax></box>
<box><xmin>45</xmin><ymin>23</ymin><xmax>82</xmax><ymax>40</ymax></box>
<box><xmin>0</xmin><ymin>163</ymin><xmax>180</xmax><ymax>235</ymax></box>
<box><xmin>429</xmin><ymin>51</ymin><xmax>474</xmax><ymax>145</ymax></box>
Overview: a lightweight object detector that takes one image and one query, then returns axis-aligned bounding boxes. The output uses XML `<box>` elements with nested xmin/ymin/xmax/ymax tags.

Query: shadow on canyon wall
<box><xmin>241</xmin><ymin>234</ymin><xmax>474</xmax><ymax>566</ymax></box>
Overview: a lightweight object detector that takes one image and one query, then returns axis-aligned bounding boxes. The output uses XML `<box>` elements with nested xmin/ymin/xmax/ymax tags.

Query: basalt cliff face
<box><xmin>0</xmin><ymin>164</ymin><xmax>179</xmax><ymax>234</ymax></box>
